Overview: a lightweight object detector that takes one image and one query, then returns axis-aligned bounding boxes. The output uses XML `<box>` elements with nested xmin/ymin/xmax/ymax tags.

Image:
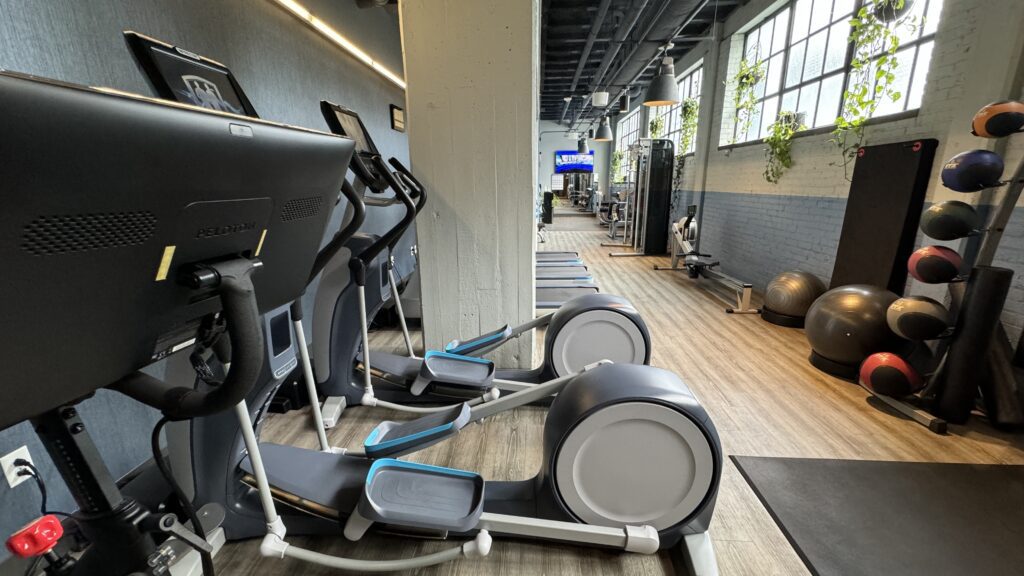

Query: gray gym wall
<box><xmin>0</xmin><ymin>0</ymin><xmax>408</xmax><ymax>563</ymax></box>
<box><xmin>631</xmin><ymin>0</ymin><xmax>1024</xmax><ymax>342</ymax></box>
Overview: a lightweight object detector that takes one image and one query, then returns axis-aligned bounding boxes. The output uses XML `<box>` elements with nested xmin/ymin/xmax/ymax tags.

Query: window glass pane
<box><xmin>745</xmin><ymin>28</ymin><xmax>760</xmax><ymax>59</ymax></box>
<box><xmin>786</xmin><ymin>40</ymin><xmax>807</xmax><ymax>88</ymax></box>
<box><xmin>832</xmin><ymin>0</ymin><xmax>855</xmax><ymax>20</ymax></box>
<box><xmin>815</xmin><ymin>73</ymin><xmax>844</xmax><ymax>126</ymax></box>
<box><xmin>746</xmin><ymin>102</ymin><xmax>763</xmax><ymax>141</ymax></box>
<box><xmin>796</xmin><ymin>81</ymin><xmax>820</xmax><ymax>123</ymax></box>
<box><xmin>765</xmin><ymin>53</ymin><xmax>785</xmax><ymax>97</ymax></box>
<box><xmin>809</xmin><ymin>0</ymin><xmax>832</xmax><ymax>33</ymax></box>
<box><xmin>792</xmin><ymin>0</ymin><xmax>812</xmax><ymax>42</ymax></box>
<box><xmin>895</xmin><ymin>0</ymin><xmax>927</xmax><ymax>44</ymax></box>
<box><xmin>771</xmin><ymin>9</ymin><xmax>791</xmax><ymax>54</ymax></box>
<box><xmin>758</xmin><ymin>20</ymin><xmax>773</xmax><ymax>59</ymax></box>
<box><xmin>802</xmin><ymin>30</ymin><xmax>828</xmax><ymax>81</ymax></box>
<box><xmin>780</xmin><ymin>89</ymin><xmax>799</xmax><ymax>115</ymax></box>
<box><xmin>923</xmin><ymin>0</ymin><xmax>942</xmax><ymax>36</ymax></box>
<box><xmin>908</xmin><ymin>41</ymin><xmax>933</xmax><ymax>109</ymax></box>
<box><xmin>824</xmin><ymin>21</ymin><xmax>849</xmax><ymax>73</ymax></box>
<box><xmin>876</xmin><ymin>45</ymin><xmax>914</xmax><ymax>115</ymax></box>
<box><xmin>760</xmin><ymin>95</ymin><xmax>780</xmax><ymax>136</ymax></box>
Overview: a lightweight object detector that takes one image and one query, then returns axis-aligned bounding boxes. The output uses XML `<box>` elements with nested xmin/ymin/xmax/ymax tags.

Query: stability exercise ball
<box><xmin>908</xmin><ymin>246</ymin><xmax>962</xmax><ymax>284</ymax></box>
<box><xmin>971</xmin><ymin>100</ymin><xmax>1024</xmax><ymax>138</ymax></box>
<box><xmin>805</xmin><ymin>285</ymin><xmax>904</xmax><ymax>378</ymax></box>
<box><xmin>941</xmin><ymin>149</ymin><xmax>1004</xmax><ymax>192</ymax></box>
<box><xmin>860</xmin><ymin>352</ymin><xmax>924</xmax><ymax>397</ymax></box>
<box><xmin>919</xmin><ymin>201</ymin><xmax>981</xmax><ymax>241</ymax></box>
<box><xmin>762</xmin><ymin>270</ymin><xmax>827</xmax><ymax>327</ymax></box>
<box><xmin>887</xmin><ymin>296</ymin><xmax>951</xmax><ymax>340</ymax></box>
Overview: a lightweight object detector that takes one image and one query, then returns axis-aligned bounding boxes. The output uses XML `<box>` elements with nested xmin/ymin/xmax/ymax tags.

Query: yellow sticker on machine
<box><xmin>155</xmin><ymin>246</ymin><xmax>176</xmax><ymax>281</ymax></box>
<box><xmin>255</xmin><ymin>229</ymin><xmax>268</xmax><ymax>256</ymax></box>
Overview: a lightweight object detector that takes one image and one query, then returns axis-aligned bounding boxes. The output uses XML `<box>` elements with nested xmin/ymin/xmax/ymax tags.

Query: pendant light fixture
<box><xmin>644</xmin><ymin>45</ymin><xmax>680</xmax><ymax>107</ymax></box>
<box><xmin>594</xmin><ymin>117</ymin><xmax>613</xmax><ymax>141</ymax></box>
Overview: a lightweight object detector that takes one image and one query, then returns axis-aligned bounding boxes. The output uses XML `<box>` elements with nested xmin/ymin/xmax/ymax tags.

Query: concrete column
<box><xmin>399</xmin><ymin>0</ymin><xmax>539</xmax><ymax>367</ymax></box>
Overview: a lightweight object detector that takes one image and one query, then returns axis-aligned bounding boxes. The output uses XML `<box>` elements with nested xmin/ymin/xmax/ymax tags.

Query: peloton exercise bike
<box><xmin>317</xmin><ymin>103</ymin><xmax>654</xmax><ymax>413</ymax></box>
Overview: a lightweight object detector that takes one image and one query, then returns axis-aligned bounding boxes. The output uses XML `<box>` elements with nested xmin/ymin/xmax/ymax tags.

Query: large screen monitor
<box><xmin>555</xmin><ymin>150</ymin><xmax>595</xmax><ymax>173</ymax></box>
<box><xmin>0</xmin><ymin>71</ymin><xmax>353</xmax><ymax>430</ymax></box>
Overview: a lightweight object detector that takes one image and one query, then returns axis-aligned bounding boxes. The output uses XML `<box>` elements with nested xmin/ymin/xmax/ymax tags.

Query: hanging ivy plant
<box><xmin>672</xmin><ymin>153</ymin><xmax>687</xmax><ymax>190</ymax></box>
<box><xmin>730</xmin><ymin>57</ymin><xmax>766</xmax><ymax>144</ymax></box>
<box><xmin>764</xmin><ymin>111</ymin><xmax>805</xmax><ymax>184</ymax></box>
<box><xmin>678</xmin><ymin>98</ymin><xmax>700</xmax><ymax>153</ymax></box>
<box><xmin>611</xmin><ymin>150</ymin><xmax>624</xmax><ymax>182</ymax></box>
<box><xmin>649</xmin><ymin>115</ymin><xmax>665</xmax><ymax>139</ymax></box>
<box><xmin>831</xmin><ymin>0</ymin><xmax>918</xmax><ymax>178</ymax></box>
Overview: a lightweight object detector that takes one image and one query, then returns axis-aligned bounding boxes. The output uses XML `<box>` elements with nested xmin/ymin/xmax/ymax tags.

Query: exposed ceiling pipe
<box><xmin>565</xmin><ymin>0</ymin><xmax>652</xmax><ymax>126</ymax></box>
<box><xmin>573</xmin><ymin>0</ymin><xmax>710</xmax><ymax>129</ymax></box>
<box><xmin>558</xmin><ymin>0</ymin><xmax>614</xmax><ymax>125</ymax></box>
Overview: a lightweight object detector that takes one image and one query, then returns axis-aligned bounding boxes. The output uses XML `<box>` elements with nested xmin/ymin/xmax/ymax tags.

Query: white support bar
<box><xmin>292</xmin><ymin>319</ymin><xmax>332</xmax><ymax>452</ymax></box>
<box><xmin>477</xmin><ymin>513</ymin><xmax>658</xmax><ymax>553</ymax></box>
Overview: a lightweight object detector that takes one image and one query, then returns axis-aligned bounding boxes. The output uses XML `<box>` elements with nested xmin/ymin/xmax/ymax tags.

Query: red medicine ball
<box><xmin>908</xmin><ymin>246</ymin><xmax>962</xmax><ymax>284</ymax></box>
<box><xmin>860</xmin><ymin>352</ymin><xmax>924</xmax><ymax>397</ymax></box>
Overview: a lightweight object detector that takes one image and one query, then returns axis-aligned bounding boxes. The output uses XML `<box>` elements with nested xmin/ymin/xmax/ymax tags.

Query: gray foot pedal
<box><xmin>343</xmin><ymin>458</ymin><xmax>484</xmax><ymax>541</ymax></box>
<box><xmin>364</xmin><ymin>403</ymin><xmax>471</xmax><ymax>458</ymax></box>
<box><xmin>444</xmin><ymin>324</ymin><xmax>513</xmax><ymax>356</ymax></box>
<box><xmin>410</xmin><ymin>351</ymin><xmax>495</xmax><ymax>396</ymax></box>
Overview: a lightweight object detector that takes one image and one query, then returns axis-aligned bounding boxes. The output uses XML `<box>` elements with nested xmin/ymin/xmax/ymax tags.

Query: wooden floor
<box><xmin>217</xmin><ymin>217</ymin><xmax>1024</xmax><ymax>575</ymax></box>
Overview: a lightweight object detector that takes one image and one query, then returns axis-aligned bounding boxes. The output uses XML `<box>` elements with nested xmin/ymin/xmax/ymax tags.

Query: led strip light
<box><xmin>272</xmin><ymin>0</ymin><xmax>407</xmax><ymax>90</ymax></box>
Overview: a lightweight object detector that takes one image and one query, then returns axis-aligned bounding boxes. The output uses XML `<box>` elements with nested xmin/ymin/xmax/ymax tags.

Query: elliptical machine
<box><xmin>315</xmin><ymin>103</ymin><xmax>654</xmax><ymax>419</ymax></box>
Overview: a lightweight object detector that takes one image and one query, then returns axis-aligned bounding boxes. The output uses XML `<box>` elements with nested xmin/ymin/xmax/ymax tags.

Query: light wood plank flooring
<box><xmin>216</xmin><ymin>224</ymin><xmax>1024</xmax><ymax>575</ymax></box>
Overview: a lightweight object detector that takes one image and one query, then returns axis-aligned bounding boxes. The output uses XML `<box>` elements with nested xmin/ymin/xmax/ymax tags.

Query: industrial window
<box><xmin>614</xmin><ymin>107</ymin><xmax>642</xmax><ymax>181</ymax></box>
<box><xmin>654</xmin><ymin>65</ymin><xmax>704</xmax><ymax>155</ymax></box>
<box><xmin>730</xmin><ymin>0</ymin><xmax>943</xmax><ymax>144</ymax></box>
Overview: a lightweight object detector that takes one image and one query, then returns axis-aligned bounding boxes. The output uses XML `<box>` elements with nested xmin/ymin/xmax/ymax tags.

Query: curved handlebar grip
<box><xmin>388</xmin><ymin>158</ymin><xmax>426</xmax><ymax>200</ymax></box>
<box><xmin>396</xmin><ymin>171</ymin><xmax>426</xmax><ymax>216</ymax></box>
<box><xmin>111</xmin><ymin>259</ymin><xmax>264</xmax><ymax>419</ymax></box>
<box><xmin>353</xmin><ymin>156</ymin><xmax>416</xmax><ymax>270</ymax></box>
<box><xmin>308</xmin><ymin>179</ymin><xmax>367</xmax><ymax>284</ymax></box>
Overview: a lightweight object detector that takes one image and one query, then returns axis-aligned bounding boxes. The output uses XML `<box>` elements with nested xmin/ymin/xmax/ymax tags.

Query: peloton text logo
<box><xmin>195</xmin><ymin>221</ymin><xmax>257</xmax><ymax>239</ymax></box>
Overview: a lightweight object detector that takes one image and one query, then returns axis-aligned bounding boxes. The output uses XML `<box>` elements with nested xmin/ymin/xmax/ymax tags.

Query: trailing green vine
<box><xmin>678</xmin><ymin>98</ymin><xmax>700</xmax><ymax>153</ymax></box>
<box><xmin>649</xmin><ymin>115</ymin><xmax>665</xmax><ymax>139</ymax></box>
<box><xmin>611</xmin><ymin>150</ymin><xmax>624</xmax><ymax>182</ymax></box>
<box><xmin>764</xmin><ymin>111</ymin><xmax>805</xmax><ymax>184</ymax></box>
<box><xmin>730</xmin><ymin>57</ymin><xmax>765</xmax><ymax>144</ymax></box>
<box><xmin>831</xmin><ymin>0</ymin><xmax>918</xmax><ymax>178</ymax></box>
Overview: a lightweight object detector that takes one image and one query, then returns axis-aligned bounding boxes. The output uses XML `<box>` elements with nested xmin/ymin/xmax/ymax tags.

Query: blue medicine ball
<box><xmin>941</xmin><ymin>149</ymin><xmax>1004</xmax><ymax>192</ymax></box>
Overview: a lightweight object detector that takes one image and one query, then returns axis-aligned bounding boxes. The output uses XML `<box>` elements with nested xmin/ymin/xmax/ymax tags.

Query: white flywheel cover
<box><xmin>551</xmin><ymin>310</ymin><xmax>646</xmax><ymax>376</ymax></box>
<box><xmin>554</xmin><ymin>402</ymin><xmax>714</xmax><ymax>531</ymax></box>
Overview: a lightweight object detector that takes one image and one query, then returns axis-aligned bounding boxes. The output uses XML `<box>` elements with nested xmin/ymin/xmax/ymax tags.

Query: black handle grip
<box><xmin>308</xmin><ymin>179</ymin><xmax>366</xmax><ymax>284</ymax></box>
<box><xmin>352</xmin><ymin>156</ymin><xmax>416</xmax><ymax>275</ymax></box>
<box><xmin>111</xmin><ymin>259</ymin><xmax>264</xmax><ymax>419</ymax></box>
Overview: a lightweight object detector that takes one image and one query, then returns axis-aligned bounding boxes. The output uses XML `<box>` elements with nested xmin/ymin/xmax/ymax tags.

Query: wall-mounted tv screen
<box><xmin>555</xmin><ymin>150</ymin><xmax>594</xmax><ymax>173</ymax></box>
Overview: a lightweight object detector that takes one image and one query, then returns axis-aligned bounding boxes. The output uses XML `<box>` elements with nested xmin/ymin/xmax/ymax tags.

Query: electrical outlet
<box><xmin>1</xmin><ymin>446</ymin><xmax>34</xmax><ymax>488</ymax></box>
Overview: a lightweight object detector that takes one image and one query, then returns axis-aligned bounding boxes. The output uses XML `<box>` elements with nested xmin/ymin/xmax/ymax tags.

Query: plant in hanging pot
<box><xmin>730</xmin><ymin>57</ymin><xmax>766</xmax><ymax>143</ymax></box>
<box><xmin>874</xmin><ymin>0</ymin><xmax>916</xmax><ymax>23</ymax></box>
<box><xmin>831</xmin><ymin>0</ymin><xmax>919</xmax><ymax>179</ymax></box>
<box><xmin>679</xmin><ymin>98</ymin><xmax>700</xmax><ymax>153</ymax></box>
<box><xmin>764</xmin><ymin>111</ymin><xmax>805</xmax><ymax>184</ymax></box>
<box><xmin>611</xmin><ymin>150</ymin><xmax>624</xmax><ymax>182</ymax></box>
<box><xmin>649</xmin><ymin>115</ymin><xmax>665</xmax><ymax>139</ymax></box>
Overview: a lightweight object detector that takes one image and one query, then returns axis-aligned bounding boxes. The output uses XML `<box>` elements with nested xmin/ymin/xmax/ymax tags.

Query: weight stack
<box><xmin>933</xmin><ymin>266</ymin><xmax>1013</xmax><ymax>424</ymax></box>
